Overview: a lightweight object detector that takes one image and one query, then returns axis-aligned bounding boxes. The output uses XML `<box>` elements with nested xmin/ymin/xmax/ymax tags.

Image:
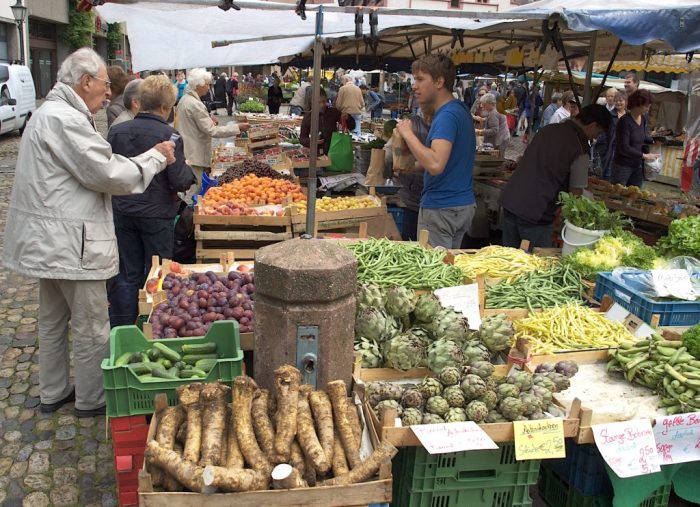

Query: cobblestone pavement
<box><xmin>0</xmin><ymin>109</ymin><xmax>119</xmax><ymax>507</ymax></box>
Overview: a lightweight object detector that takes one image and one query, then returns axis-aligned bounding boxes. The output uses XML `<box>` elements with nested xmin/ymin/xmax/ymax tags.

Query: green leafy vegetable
<box><xmin>682</xmin><ymin>324</ymin><xmax>700</xmax><ymax>358</ymax></box>
<box><xmin>238</xmin><ymin>99</ymin><xmax>265</xmax><ymax>113</ymax></box>
<box><xmin>656</xmin><ymin>215</ymin><xmax>700</xmax><ymax>259</ymax></box>
<box><xmin>559</xmin><ymin>192</ymin><xmax>631</xmax><ymax>231</ymax></box>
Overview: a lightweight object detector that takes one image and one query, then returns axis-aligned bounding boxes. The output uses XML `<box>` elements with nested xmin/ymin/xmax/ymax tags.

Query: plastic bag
<box><xmin>644</xmin><ymin>155</ymin><xmax>663</xmax><ymax>181</ymax></box>
<box><xmin>611</xmin><ymin>256</ymin><xmax>700</xmax><ymax>301</ymax></box>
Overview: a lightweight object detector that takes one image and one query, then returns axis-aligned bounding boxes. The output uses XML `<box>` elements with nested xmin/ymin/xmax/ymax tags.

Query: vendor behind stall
<box><xmin>300</xmin><ymin>88</ymin><xmax>355</xmax><ymax>155</ymax></box>
<box><xmin>499</xmin><ymin>105</ymin><xmax>611</xmax><ymax>248</ymax></box>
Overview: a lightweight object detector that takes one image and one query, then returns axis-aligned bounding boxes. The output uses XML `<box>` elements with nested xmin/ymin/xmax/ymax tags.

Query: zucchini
<box><xmin>173</xmin><ymin>361</ymin><xmax>186</xmax><ymax>370</ymax></box>
<box><xmin>181</xmin><ymin>342</ymin><xmax>218</xmax><ymax>355</ymax></box>
<box><xmin>147</xmin><ymin>348</ymin><xmax>161</xmax><ymax>361</ymax></box>
<box><xmin>151</xmin><ymin>367</ymin><xmax>179</xmax><ymax>380</ymax></box>
<box><xmin>152</xmin><ymin>342</ymin><xmax>181</xmax><ymax>362</ymax></box>
<box><xmin>129</xmin><ymin>352</ymin><xmax>144</xmax><ymax>364</ymax></box>
<box><xmin>115</xmin><ymin>352</ymin><xmax>132</xmax><ymax>367</ymax></box>
<box><xmin>157</xmin><ymin>358</ymin><xmax>172</xmax><ymax>370</ymax></box>
<box><xmin>179</xmin><ymin>368</ymin><xmax>208</xmax><ymax>378</ymax></box>
<box><xmin>129</xmin><ymin>362</ymin><xmax>153</xmax><ymax>376</ymax></box>
<box><xmin>138</xmin><ymin>375</ymin><xmax>163</xmax><ymax>382</ymax></box>
<box><xmin>194</xmin><ymin>358</ymin><xmax>217</xmax><ymax>373</ymax></box>
<box><xmin>166</xmin><ymin>366</ymin><xmax>180</xmax><ymax>378</ymax></box>
<box><xmin>182</xmin><ymin>353</ymin><xmax>218</xmax><ymax>365</ymax></box>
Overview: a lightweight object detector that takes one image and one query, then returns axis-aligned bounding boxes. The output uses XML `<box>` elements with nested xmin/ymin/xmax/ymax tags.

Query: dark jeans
<box><xmin>290</xmin><ymin>105</ymin><xmax>303</xmax><ymax>116</ymax></box>
<box><xmin>611</xmin><ymin>161</ymin><xmax>644</xmax><ymax>187</ymax></box>
<box><xmin>500</xmin><ymin>209</ymin><xmax>553</xmax><ymax>248</ymax></box>
<box><xmin>268</xmin><ymin>103</ymin><xmax>281</xmax><ymax>115</ymax></box>
<box><xmin>109</xmin><ymin>214</ymin><xmax>174</xmax><ymax>327</ymax></box>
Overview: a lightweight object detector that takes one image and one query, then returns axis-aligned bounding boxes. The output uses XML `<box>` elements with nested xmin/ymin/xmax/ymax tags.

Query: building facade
<box><xmin>26</xmin><ymin>0</ymin><xmax>69</xmax><ymax>98</ymax></box>
<box><xmin>300</xmin><ymin>0</ymin><xmax>535</xmax><ymax>9</ymax></box>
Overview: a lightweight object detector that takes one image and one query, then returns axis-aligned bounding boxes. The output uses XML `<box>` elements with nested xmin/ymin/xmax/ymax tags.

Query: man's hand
<box><xmin>643</xmin><ymin>153</ymin><xmax>660</xmax><ymax>160</ymax></box>
<box><xmin>396</xmin><ymin>119</ymin><xmax>413</xmax><ymax>137</ymax></box>
<box><xmin>154</xmin><ymin>141</ymin><xmax>176</xmax><ymax>165</ymax></box>
<box><xmin>211</xmin><ymin>115</ymin><xmax>219</xmax><ymax>126</ymax></box>
<box><xmin>238</xmin><ymin>122</ymin><xmax>250</xmax><ymax>132</ymax></box>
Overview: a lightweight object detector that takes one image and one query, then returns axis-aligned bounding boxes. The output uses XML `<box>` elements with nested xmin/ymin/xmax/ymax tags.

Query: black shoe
<box><xmin>74</xmin><ymin>405</ymin><xmax>106</xmax><ymax>418</ymax></box>
<box><xmin>39</xmin><ymin>388</ymin><xmax>75</xmax><ymax>413</ymax></box>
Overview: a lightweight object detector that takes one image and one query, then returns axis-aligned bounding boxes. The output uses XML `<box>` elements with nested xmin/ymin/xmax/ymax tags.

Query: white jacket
<box><xmin>3</xmin><ymin>82</ymin><xmax>168</xmax><ymax>280</ymax></box>
<box><xmin>176</xmin><ymin>88</ymin><xmax>240</xmax><ymax>167</ymax></box>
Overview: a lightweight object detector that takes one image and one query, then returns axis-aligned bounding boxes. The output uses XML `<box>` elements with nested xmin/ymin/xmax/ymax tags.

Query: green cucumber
<box><xmin>152</xmin><ymin>342</ymin><xmax>181</xmax><ymax>362</ymax></box>
<box><xmin>147</xmin><ymin>348</ymin><xmax>161</xmax><ymax>361</ymax></box>
<box><xmin>129</xmin><ymin>352</ymin><xmax>144</xmax><ymax>364</ymax></box>
<box><xmin>129</xmin><ymin>362</ymin><xmax>153</xmax><ymax>376</ymax></box>
<box><xmin>115</xmin><ymin>352</ymin><xmax>132</xmax><ymax>367</ymax></box>
<box><xmin>182</xmin><ymin>353</ymin><xmax>218</xmax><ymax>365</ymax></box>
<box><xmin>181</xmin><ymin>342</ymin><xmax>218</xmax><ymax>355</ymax></box>
<box><xmin>157</xmin><ymin>358</ymin><xmax>173</xmax><ymax>370</ymax></box>
<box><xmin>179</xmin><ymin>368</ymin><xmax>207</xmax><ymax>378</ymax></box>
<box><xmin>166</xmin><ymin>366</ymin><xmax>180</xmax><ymax>378</ymax></box>
<box><xmin>194</xmin><ymin>358</ymin><xmax>217</xmax><ymax>373</ymax></box>
<box><xmin>173</xmin><ymin>361</ymin><xmax>186</xmax><ymax>370</ymax></box>
<box><xmin>151</xmin><ymin>367</ymin><xmax>179</xmax><ymax>380</ymax></box>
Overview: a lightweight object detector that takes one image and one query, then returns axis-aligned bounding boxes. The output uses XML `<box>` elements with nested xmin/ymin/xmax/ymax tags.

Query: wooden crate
<box><xmin>290</xmin><ymin>155</ymin><xmax>331</xmax><ymax>169</ymax></box>
<box><xmin>138</xmin><ymin>394</ymin><xmax>393</xmax><ymax>507</ymax></box>
<box><xmin>248</xmin><ymin>124</ymin><xmax>280</xmax><ymax>140</ymax></box>
<box><xmin>194</xmin><ymin>208</ymin><xmax>293</xmax><ymax>262</ymax></box>
<box><xmin>289</xmin><ymin>197</ymin><xmax>388</xmax><ymax>235</ymax></box>
<box><xmin>353</xmin><ymin>362</ymin><xmax>581</xmax><ymax>446</ymax></box>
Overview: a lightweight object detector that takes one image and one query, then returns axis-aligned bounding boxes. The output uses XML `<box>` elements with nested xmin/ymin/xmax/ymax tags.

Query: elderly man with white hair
<box><xmin>335</xmin><ymin>74</ymin><xmax>365</xmax><ymax>136</ymax></box>
<box><xmin>475</xmin><ymin>93</ymin><xmax>510</xmax><ymax>158</ymax></box>
<box><xmin>2</xmin><ymin>47</ymin><xmax>176</xmax><ymax>418</ymax></box>
<box><xmin>111</xmin><ymin>78</ymin><xmax>142</xmax><ymax>128</ymax></box>
<box><xmin>176</xmin><ymin>68</ymin><xmax>249</xmax><ymax>199</ymax></box>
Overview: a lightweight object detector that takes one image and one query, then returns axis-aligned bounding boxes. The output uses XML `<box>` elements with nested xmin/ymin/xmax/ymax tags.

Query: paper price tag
<box><xmin>651</xmin><ymin>269</ymin><xmax>696</xmax><ymax>301</ymax></box>
<box><xmin>411</xmin><ymin>422</ymin><xmax>498</xmax><ymax>454</ymax></box>
<box><xmin>513</xmin><ymin>419</ymin><xmax>566</xmax><ymax>460</ymax></box>
<box><xmin>434</xmin><ymin>284</ymin><xmax>481</xmax><ymax>330</ymax></box>
<box><xmin>653</xmin><ymin>412</ymin><xmax>700</xmax><ymax>465</ymax></box>
<box><xmin>592</xmin><ymin>419</ymin><xmax>661</xmax><ymax>478</ymax></box>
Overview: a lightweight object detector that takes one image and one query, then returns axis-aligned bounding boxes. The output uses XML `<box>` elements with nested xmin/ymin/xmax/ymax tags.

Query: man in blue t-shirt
<box><xmin>396</xmin><ymin>54</ymin><xmax>476</xmax><ymax>248</ymax></box>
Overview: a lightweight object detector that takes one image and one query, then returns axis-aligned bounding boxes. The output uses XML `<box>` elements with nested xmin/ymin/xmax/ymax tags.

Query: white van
<box><xmin>0</xmin><ymin>64</ymin><xmax>36</xmax><ymax>135</ymax></box>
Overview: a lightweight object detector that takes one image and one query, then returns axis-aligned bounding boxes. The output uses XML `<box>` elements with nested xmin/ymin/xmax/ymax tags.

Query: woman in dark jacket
<box><xmin>267</xmin><ymin>78</ymin><xmax>284</xmax><ymax>115</ymax></box>
<box><xmin>107</xmin><ymin>75</ymin><xmax>196</xmax><ymax>327</ymax></box>
<box><xmin>611</xmin><ymin>89</ymin><xmax>659</xmax><ymax>187</ymax></box>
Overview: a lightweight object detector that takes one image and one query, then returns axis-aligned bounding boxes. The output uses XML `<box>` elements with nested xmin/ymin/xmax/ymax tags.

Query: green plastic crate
<box><xmin>538</xmin><ymin>465</ymin><xmax>671</xmax><ymax>507</ymax></box>
<box><xmin>101</xmin><ymin>321</ymin><xmax>244</xmax><ymax>417</ymax></box>
<box><xmin>392</xmin><ymin>444</ymin><xmax>540</xmax><ymax>507</ymax></box>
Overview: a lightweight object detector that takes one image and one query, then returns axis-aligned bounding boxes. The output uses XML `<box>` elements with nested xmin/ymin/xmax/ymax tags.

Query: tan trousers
<box><xmin>38</xmin><ymin>278</ymin><xmax>110</xmax><ymax>410</ymax></box>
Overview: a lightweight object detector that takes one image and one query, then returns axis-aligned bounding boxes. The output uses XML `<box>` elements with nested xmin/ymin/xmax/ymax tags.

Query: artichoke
<box><xmin>413</xmin><ymin>294</ymin><xmax>442</xmax><ymax>323</ymax></box>
<box><xmin>400</xmin><ymin>388</ymin><xmax>424</xmax><ymax>410</ymax></box>
<box><xmin>498</xmin><ymin>397</ymin><xmax>526</xmax><ymax>421</ymax></box>
<box><xmin>478</xmin><ymin>390</ymin><xmax>499</xmax><ymax>411</ymax></box>
<box><xmin>465</xmin><ymin>400</ymin><xmax>489</xmax><ymax>423</ymax></box>
<box><xmin>384</xmin><ymin>333</ymin><xmax>428</xmax><ymax>371</ymax></box>
<box><xmin>425</xmin><ymin>396</ymin><xmax>450</xmax><ymax>416</ymax></box>
<box><xmin>530</xmin><ymin>385</ymin><xmax>553</xmax><ymax>406</ymax></box>
<box><xmin>437</xmin><ymin>366</ymin><xmax>462</xmax><ymax>387</ymax></box>
<box><xmin>545</xmin><ymin>372</ymin><xmax>571</xmax><ymax>392</ymax></box>
<box><xmin>445</xmin><ymin>407</ymin><xmax>468</xmax><ymax>422</ymax></box>
<box><xmin>532</xmin><ymin>374</ymin><xmax>556</xmax><ymax>392</ymax></box>
<box><xmin>443</xmin><ymin>385</ymin><xmax>466</xmax><ymax>408</ymax></box>
<box><xmin>461</xmin><ymin>341</ymin><xmax>491</xmax><ymax>364</ymax></box>
<box><xmin>460</xmin><ymin>374</ymin><xmax>487</xmax><ymax>401</ymax></box>
<box><xmin>354</xmin><ymin>337</ymin><xmax>383</xmax><ymax>368</ymax></box>
<box><xmin>356</xmin><ymin>283</ymin><xmax>385</xmax><ymax>312</ymax></box>
<box><xmin>485</xmin><ymin>410</ymin><xmax>507</xmax><ymax>423</ymax></box>
<box><xmin>506</xmin><ymin>371</ymin><xmax>533</xmax><ymax>392</ymax></box>
<box><xmin>529</xmin><ymin>411</ymin><xmax>546</xmax><ymax>421</ymax></box>
<box><xmin>496</xmin><ymin>383</ymin><xmax>520</xmax><ymax>401</ymax></box>
<box><xmin>385</xmin><ymin>286</ymin><xmax>418</xmax><ymax>318</ymax></box>
<box><xmin>469</xmin><ymin>360</ymin><xmax>495</xmax><ymax>380</ymax></box>
<box><xmin>535</xmin><ymin>363</ymin><xmax>555</xmax><ymax>374</ymax></box>
<box><xmin>355</xmin><ymin>307</ymin><xmax>398</xmax><ymax>343</ymax></box>
<box><xmin>378</xmin><ymin>382</ymin><xmax>404</xmax><ymax>402</ymax></box>
<box><xmin>425</xmin><ymin>308</ymin><xmax>470</xmax><ymax>344</ymax></box>
<box><xmin>555</xmin><ymin>360</ymin><xmax>579</xmax><ymax>378</ymax></box>
<box><xmin>401</xmin><ymin>407</ymin><xmax>423</xmax><ymax>426</ymax></box>
<box><xmin>487</xmin><ymin>375</ymin><xmax>507</xmax><ymax>389</ymax></box>
<box><xmin>427</xmin><ymin>340</ymin><xmax>465</xmax><ymax>375</ymax></box>
<box><xmin>418</xmin><ymin>377</ymin><xmax>443</xmax><ymax>400</ymax></box>
<box><xmin>421</xmin><ymin>413</ymin><xmax>445</xmax><ymax>424</ymax></box>
<box><xmin>476</xmin><ymin>313</ymin><xmax>514</xmax><ymax>353</ymax></box>
<box><xmin>374</xmin><ymin>399</ymin><xmax>402</xmax><ymax>419</ymax></box>
<box><xmin>519</xmin><ymin>392</ymin><xmax>543</xmax><ymax>416</ymax></box>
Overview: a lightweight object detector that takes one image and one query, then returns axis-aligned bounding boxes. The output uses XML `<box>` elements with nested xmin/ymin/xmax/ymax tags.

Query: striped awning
<box><xmin>592</xmin><ymin>54</ymin><xmax>700</xmax><ymax>74</ymax></box>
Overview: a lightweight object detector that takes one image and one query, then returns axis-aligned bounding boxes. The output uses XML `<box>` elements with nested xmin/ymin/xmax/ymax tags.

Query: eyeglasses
<box><xmin>91</xmin><ymin>75</ymin><xmax>112</xmax><ymax>87</ymax></box>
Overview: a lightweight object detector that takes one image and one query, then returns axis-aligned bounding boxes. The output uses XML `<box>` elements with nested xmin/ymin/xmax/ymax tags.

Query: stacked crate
<box><xmin>111</xmin><ymin>415</ymin><xmax>150</xmax><ymax>507</ymax></box>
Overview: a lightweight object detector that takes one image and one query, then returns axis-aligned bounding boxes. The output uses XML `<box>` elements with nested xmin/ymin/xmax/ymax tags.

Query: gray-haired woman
<box><xmin>475</xmin><ymin>93</ymin><xmax>510</xmax><ymax>158</ymax></box>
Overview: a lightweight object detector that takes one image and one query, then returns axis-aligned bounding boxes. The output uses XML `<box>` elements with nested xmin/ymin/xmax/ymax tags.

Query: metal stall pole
<box><xmin>305</xmin><ymin>5</ymin><xmax>324</xmax><ymax>237</ymax></box>
<box><xmin>583</xmin><ymin>32</ymin><xmax>597</xmax><ymax>106</ymax></box>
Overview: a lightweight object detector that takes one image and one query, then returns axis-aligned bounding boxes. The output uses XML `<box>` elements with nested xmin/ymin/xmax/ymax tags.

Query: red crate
<box><xmin>110</xmin><ymin>415</ymin><xmax>148</xmax><ymax>432</ymax></box>
<box><xmin>111</xmin><ymin>415</ymin><xmax>148</xmax><ymax>507</ymax></box>
<box><xmin>112</xmin><ymin>426</ymin><xmax>149</xmax><ymax>447</ymax></box>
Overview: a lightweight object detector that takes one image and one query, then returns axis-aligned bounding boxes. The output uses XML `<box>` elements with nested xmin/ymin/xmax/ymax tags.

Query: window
<box><xmin>476</xmin><ymin>0</ymin><xmax>489</xmax><ymax>3</ymax></box>
<box><xmin>28</xmin><ymin>20</ymin><xmax>56</xmax><ymax>41</ymax></box>
<box><xmin>450</xmin><ymin>0</ymin><xmax>460</xmax><ymax>7</ymax></box>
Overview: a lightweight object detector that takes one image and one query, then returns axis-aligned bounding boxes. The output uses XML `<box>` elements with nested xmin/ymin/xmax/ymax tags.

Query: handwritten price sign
<box><xmin>592</xmin><ymin>419</ymin><xmax>661</xmax><ymax>478</ymax></box>
<box><xmin>411</xmin><ymin>422</ymin><xmax>498</xmax><ymax>454</ymax></box>
<box><xmin>653</xmin><ymin>412</ymin><xmax>700</xmax><ymax>465</ymax></box>
<box><xmin>513</xmin><ymin>418</ymin><xmax>566</xmax><ymax>460</ymax></box>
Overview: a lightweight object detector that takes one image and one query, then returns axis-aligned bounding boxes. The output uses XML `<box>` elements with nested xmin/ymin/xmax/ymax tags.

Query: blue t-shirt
<box><xmin>421</xmin><ymin>99</ymin><xmax>476</xmax><ymax>208</ymax></box>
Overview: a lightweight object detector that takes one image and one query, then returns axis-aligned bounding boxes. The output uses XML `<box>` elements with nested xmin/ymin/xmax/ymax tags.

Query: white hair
<box><xmin>187</xmin><ymin>68</ymin><xmax>212</xmax><ymax>89</ymax></box>
<box><xmin>480</xmin><ymin>93</ymin><xmax>497</xmax><ymax>105</ymax></box>
<box><xmin>57</xmin><ymin>48</ymin><xmax>106</xmax><ymax>86</ymax></box>
<box><xmin>341</xmin><ymin>75</ymin><xmax>352</xmax><ymax>85</ymax></box>
<box><xmin>123</xmin><ymin>79</ymin><xmax>142</xmax><ymax>110</ymax></box>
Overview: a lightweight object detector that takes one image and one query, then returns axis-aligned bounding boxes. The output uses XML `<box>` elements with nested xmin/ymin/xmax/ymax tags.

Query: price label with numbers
<box><xmin>653</xmin><ymin>412</ymin><xmax>700</xmax><ymax>465</ymax></box>
<box><xmin>592</xmin><ymin>419</ymin><xmax>661</xmax><ymax>478</ymax></box>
